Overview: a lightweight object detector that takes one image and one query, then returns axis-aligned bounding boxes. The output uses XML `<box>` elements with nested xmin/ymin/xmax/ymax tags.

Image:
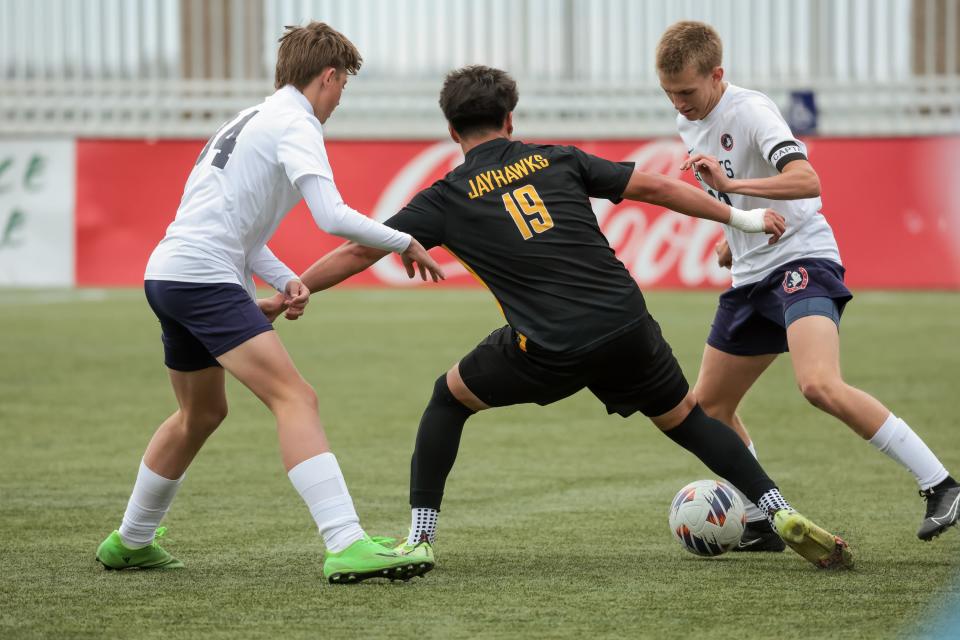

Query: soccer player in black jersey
<box><xmin>277</xmin><ymin>66</ymin><xmax>853</xmax><ymax>571</ymax></box>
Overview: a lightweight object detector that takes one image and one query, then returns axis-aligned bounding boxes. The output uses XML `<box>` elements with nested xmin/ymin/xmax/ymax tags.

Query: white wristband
<box><xmin>728</xmin><ymin>207</ymin><xmax>766</xmax><ymax>233</ymax></box>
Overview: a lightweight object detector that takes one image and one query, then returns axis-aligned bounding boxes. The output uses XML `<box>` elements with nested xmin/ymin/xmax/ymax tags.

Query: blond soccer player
<box><xmin>95</xmin><ymin>22</ymin><xmax>442</xmax><ymax>584</ymax></box>
<box><xmin>655</xmin><ymin>21</ymin><xmax>958</xmax><ymax>548</ymax></box>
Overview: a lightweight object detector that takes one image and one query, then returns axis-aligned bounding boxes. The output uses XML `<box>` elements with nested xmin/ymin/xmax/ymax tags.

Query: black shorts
<box><xmin>144</xmin><ymin>280</ymin><xmax>273</xmax><ymax>371</ymax></box>
<box><xmin>457</xmin><ymin>315</ymin><xmax>689</xmax><ymax>418</ymax></box>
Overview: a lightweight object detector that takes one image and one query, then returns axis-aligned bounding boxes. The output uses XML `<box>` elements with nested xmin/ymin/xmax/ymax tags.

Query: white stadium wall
<box><xmin>0</xmin><ymin>140</ymin><xmax>75</xmax><ymax>286</ymax></box>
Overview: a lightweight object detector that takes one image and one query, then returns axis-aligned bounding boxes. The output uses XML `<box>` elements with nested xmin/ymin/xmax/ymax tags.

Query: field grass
<box><xmin>1</xmin><ymin>288</ymin><xmax>958</xmax><ymax>640</ymax></box>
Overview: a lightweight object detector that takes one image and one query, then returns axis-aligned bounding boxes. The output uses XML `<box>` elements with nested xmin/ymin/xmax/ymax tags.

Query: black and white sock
<box><xmin>407</xmin><ymin>507</ymin><xmax>438</xmax><ymax>545</ymax></box>
<box><xmin>757</xmin><ymin>488</ymin><xmax>792</xmax><ymax>525</ymax></box>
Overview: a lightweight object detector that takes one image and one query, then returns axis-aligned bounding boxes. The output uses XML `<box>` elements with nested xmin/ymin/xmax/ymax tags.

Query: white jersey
<box><xmin>145</xmin><ymin>85</ymin><xmax>409</xmax><ymax>296</ymax></box>
<box><xmin>676</xmin><ymin>83</ymin><xmax>841</xmax><ymax>286</ymax></box>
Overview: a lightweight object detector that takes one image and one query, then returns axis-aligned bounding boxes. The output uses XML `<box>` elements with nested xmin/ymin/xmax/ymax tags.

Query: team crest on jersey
<box><xmin>782</xmin><ymin>267</ymin><xmax>809</xmax><ymax>293</ymax></box>
<box><xmin>720</xmin><ymin>133</ymin><xmax>734</xmax><ymax>151</ymax></box>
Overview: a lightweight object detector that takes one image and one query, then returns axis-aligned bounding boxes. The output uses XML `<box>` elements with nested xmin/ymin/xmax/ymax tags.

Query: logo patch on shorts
<box><xmin>782</xmin><ymin>267</ymin><xmax>809</xmax><ymax>293</ymax></box>
<box><xmin>721</xmin><ymin>133</ymin><xmax>734</xmax><ymax>150</ymax></box>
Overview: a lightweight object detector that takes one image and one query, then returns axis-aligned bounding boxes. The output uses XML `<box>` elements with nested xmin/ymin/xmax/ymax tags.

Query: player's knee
<box><xmin>183</xmin><ymin>403</ymin><xmax>227</xmax><ymax>435</ymax></box>
<box><xmin>694</xmin><ymin>391</ymin><xmax>735</xmax><ymax>425</ymax></box>
<box><xmin>797</xmin><ymin>376</ymin><xmax>839</xmax><ymax>411</ymax></box>
<box><xmin>432</xmin><ymin>374</ymin><xmax>476</xmax><ymax>415</ymax></box>
<box><xmin>294</xmin><ymin>381</ymin><xmax>319</xmax><ymax>412</ymax></box>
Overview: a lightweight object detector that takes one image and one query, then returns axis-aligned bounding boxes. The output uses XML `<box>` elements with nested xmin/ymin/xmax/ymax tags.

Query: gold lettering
<box><xmin>503</xmin><ymin>165</ymin><xmax>520</xmax><ymax>182</ymax></box>
<box><xmin>467</xmin><ymin>178</ymin><xmax>480</xmax><ymax>199</ymax></box>
<box><xmin>533</xmin><ymin>154</ymin><xmax>549</xmax><ymax>168</ymax></box>
<box><xmin>522</xmin><ymin>156</ymin><xmax>538</xmax><ymax>172</ymax></box>
<box><xmin>481</xmin><ymin>172</ymin><xmax>494</xmax><ymax>190</ymax></box>
<box><xmin>491</xmin><ymin>169</ymin><xmax>507</xmax><ymax>188</ymax></box>
<box><xmin>476</xmin><ymin>174</ymin><xmax>491</xmax><ymax>196</ymax></box>
<box><xmin>511</xmin><ymin>160</ymin><xmax>530</xmax><ymax>177</ymax></box>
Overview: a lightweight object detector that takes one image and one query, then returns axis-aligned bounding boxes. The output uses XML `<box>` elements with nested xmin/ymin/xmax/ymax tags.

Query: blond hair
<box><xmin>656</xmin><ymin>21</ymin><xmax>723</xmax><ymax>76</ymax></box>
<box><xmin>275</xmin><ymin>22</ymin><xmax>362</xmax><ymax>90</ymax></box>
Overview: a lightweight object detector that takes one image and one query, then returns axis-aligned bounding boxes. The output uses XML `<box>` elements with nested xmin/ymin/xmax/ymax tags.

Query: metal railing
<box><xmin>1</xmin><ymin>0</ymin><xmax>958</xmax><ymax>138</ymax></box>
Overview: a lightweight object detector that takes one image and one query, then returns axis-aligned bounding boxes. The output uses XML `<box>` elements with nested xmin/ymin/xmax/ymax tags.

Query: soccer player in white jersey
<box><xmin>655</xmin><ymin>21</ymin><xmax>958</xmax><ymax>549</ymax></box>
<box><xmin>95</xmin><ymin>22</ymin><xmax>442</xmax><ymax>584</ymax></box>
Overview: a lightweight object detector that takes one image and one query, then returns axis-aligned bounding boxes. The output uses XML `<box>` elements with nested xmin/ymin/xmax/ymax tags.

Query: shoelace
<box><xmin>919</xmin><ymin>489</ymin><xmax>940</xmax><ymax>517</ymax></box>
<box><xmin>369</xmin><ymin>535</ymin><xmax>398</xmax><ymax>547</ymax></box>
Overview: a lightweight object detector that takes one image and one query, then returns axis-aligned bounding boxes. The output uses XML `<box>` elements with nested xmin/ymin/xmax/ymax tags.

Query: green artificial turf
<box><xmin>1</xmin><ymin>288</ymin><xmax>957</xmax><ymax>639</ymax></box>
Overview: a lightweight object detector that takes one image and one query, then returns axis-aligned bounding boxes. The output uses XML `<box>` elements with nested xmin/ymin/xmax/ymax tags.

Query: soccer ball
<box><xmin>668</xmin><ymin>479</ymin><xmax>746</xmax><ymax>557</ymax></box>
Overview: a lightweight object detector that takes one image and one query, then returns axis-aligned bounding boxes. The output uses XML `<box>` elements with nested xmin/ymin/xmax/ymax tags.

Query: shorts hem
<box><xmin>705</xmin><ymin>337</ymin><xmax>787</xmax><ymax>357</ymax></box>
<box><xmin>163</xmin><ymin>359</ymin><xmax>223</xmax><ymax>372</ymax></box>
<box><xmin>604</xmin><ymin>379</ymin><xmax>690</xmax><ymax>419</ymax></box>
<box><xmin>208</xmin><ymin>324</ymin><xmax>274</xmax><ymax>358</ymax></box>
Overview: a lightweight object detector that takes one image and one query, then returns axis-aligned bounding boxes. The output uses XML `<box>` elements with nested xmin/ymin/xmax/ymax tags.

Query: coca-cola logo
<box><xmin>370</xmin><ymin>139</ymin><xmax>731</xmax><ymax>288</ymax></box>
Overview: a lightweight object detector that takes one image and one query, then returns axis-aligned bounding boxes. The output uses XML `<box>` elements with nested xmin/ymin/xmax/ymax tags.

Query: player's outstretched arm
<box><xmin>260</xmin><ymin>241</ymin><xmax>381</xmax><ymax>322</ymax></box>
<box><xmin>683</xmin><ymin>154</ymin><xmax>821</xmax><ymax>200</ymax></box>
<box><xmin>300</xmin><ymin>241</ymin><xmax>390</xmax><ymax>292</ymax></box>
<box><xmin>296</xmin><ymin>175</ymin><xmax>445</xmax><ymax>283</ymax></box>
<box><xmin>298</xmin><ymin>237</ymin><xmax>443</xmax><ymax>293</ymax></box>
<box><xmin>621</xmin><ymin>170</ymin><xmax>786</xmax><ymax>243</ymax></box>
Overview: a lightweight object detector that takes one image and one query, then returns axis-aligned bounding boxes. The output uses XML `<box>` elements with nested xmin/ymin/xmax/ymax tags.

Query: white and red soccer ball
<box><xmin>668</xmin><ymin>479</ymin><xmax>746</xmax><ymax>556</ymax></box>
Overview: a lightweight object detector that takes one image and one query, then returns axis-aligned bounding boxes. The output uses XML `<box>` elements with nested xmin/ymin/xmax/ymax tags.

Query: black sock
<box><xmin>409</xmin><ymin>375</ymin><xmax>475</xmax><ymax>510</ymax></box>
<box><xmin>663</xmin><ymin>404</ymin><xmax>776</xmax><ymax>505</ymax></box>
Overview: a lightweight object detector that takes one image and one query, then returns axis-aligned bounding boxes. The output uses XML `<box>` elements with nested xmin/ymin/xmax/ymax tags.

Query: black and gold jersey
<box><xmin>385</xmin><ymin>137</ymin><xmax>648</xmax><ymax>355</ymax></box>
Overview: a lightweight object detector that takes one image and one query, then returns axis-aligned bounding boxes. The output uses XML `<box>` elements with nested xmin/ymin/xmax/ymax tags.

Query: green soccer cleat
<box><xmin>323</xmin><ymin>535</ymin><xmax>433</xmax><ymax>584</ymax></box>
<box><xmin>773</xmin><ymin>510</ymin><xmax>853</xmax><ymax>570</ymax></box>
<box><xmin>393</xmin><ymin>532</ymin><xmax>435</xmax><ymax>578</ymax></box>
<box><xmin>95</xmin><ymin>527</ymin><xmax>184</xmax><ymax>570</ymax></box>
<box><xmin>371</xmin><ymin>533</ymin><xmax>435</xmax><ymax>568</ymax></box>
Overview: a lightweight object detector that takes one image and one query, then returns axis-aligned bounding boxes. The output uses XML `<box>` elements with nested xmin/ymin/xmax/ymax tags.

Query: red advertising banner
<box><xmin>76</xmin><ymin>137</ymin><xmax>960</xmax><ymax>288</ymax></box>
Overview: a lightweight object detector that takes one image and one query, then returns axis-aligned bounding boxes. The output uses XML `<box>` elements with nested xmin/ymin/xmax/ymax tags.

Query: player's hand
<box><xmin>401</xmin><ymin>238</ymin><xmax>446</xmax><ymax>283</ymax></box>
<box><xmin>715</xmin><ymin>239</ymin><xmax>732</xmax><ymax>269</ymax></box>
<box><xmin>682</xmin><ymin>153</ymin><xmax>731</xmax><ymax>193</ymax></box>
<box><xmin>257</xmin><ymin>292</ymin><xmax>287</xmax><ymax>323</ymax></box>
<box><xmin>763</xmin><ymin>209</ymin><xmax>786</xmax><ymax>244</ymax></box>
<box><xmin>282</xmin><ymin>279</ymin><xmax>310</xmax><ymax>320</ymax></box>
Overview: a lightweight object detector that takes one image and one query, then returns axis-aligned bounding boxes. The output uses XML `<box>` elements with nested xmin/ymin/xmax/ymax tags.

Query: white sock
<box><xmin>408</xmin><ymin>508</ymin><xmax>438</xmax><ymax>545</ymax></box>
<box><xmin>118</xmin><ymin>459</ymin><xmax>185</xmax><ymax>549</ymax></box>
<box><xmin>728</xmin><ymin>441</ymin><xmax>767</xmax><ymax>523</ymax></box>
<box><xmin>869</xmin><ymin>413</ymin><xmax>949</xmax><ymax>490</ymax></box>
<box><xmin>288</xmin><ymin>453</ymin><xmax>365</xmax><ymax>553</ymax></box>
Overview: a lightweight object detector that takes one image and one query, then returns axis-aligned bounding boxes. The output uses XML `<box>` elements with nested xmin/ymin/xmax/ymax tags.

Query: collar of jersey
<box><xmin>274</xmin><ymin>84</ymin><xmax>314</xmax><ymax>116</ymax></box>
<box><xmin>464</xmin><ymin>137</ymin><xmax>512</xmax><ymax>161</ymax></box>
<box><xmin>698</xmin><ymin>82</ymin><xmax>737</xmax><ymax>126</ymax></box>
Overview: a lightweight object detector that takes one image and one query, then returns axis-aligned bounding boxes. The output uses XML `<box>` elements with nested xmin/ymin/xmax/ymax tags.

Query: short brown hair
<box><xmin>275</xmin><ymin>22</ymin><xmax>362</xmax><ymax>90</ymax></box>
<box><xmin>656</xmin><ymin>21</ymin><xmax>723</xmax><ymax>76</ymax></box>
<box><xmin>439</xmin><ymin>66</ymin><xmax>519</xmax><ymax>137</ymax></box>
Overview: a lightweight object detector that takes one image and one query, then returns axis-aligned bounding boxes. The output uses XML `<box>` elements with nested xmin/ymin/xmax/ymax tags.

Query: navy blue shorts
<box><xmin>144</xmin><ymin>280</ymin><xmax>273</xmax><ymax>371</ymax></box>
<box><xmin>706</xmin><ymin>259</ymin><xmax>852</xmax><ymax>356</ymax></box>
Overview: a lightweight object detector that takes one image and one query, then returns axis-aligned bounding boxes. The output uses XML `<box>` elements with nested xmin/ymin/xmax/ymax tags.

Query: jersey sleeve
<box><xmin>248</xmin><ymin>245</ymin><xmax>298</xmax><ymax>292</ymax></box>
<box><xmin>383</xmin><ymin>185</ymin><xmax>446</xmax><ymax>250</ymax></box>
<box><xmin>277</xmin><ymin>117</ymin><xmax>332</xmax><ymax>185</ymax></box>
<box><xmin>567</xmin><ymin>147</ymin><xmax>635</xmax><ymax>202</ymax></box>
<box><xmin>743</xmin><ymin>100</ymin><xmax>808</xmax><ymax>172</ymax></box>
<box><xmin>295</xmin><ymin>175</ymin><xmax>411</xmax><ymax>252</ymax></box>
